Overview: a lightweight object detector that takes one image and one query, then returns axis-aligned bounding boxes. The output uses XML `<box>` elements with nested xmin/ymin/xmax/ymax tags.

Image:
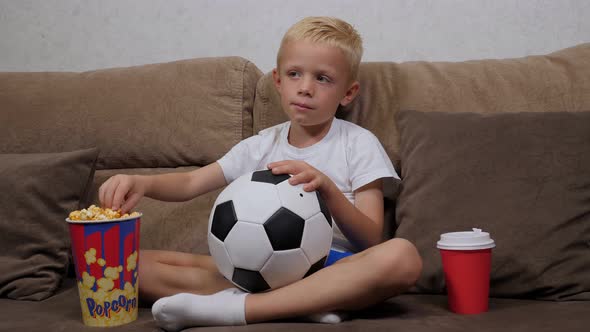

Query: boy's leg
<box><xmin>139</xmin><ymin>249</ymin><xmax>234</xmax><ymax>303</ymax></box>
<box><xmin>245</xmin><ymin>238</ymin><xmax>422</xmax><ymax>322</ymax></box>
<box><xmin>152</xmin><ymin>238</ymin><xmax>421</xmax><ymax>329</ymax></box>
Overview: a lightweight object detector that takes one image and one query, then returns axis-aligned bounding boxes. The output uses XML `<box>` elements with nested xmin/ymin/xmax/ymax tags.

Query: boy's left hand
<box><xmin>267</xmin><ymin>160</ymin><xmax>331</xmax><ymax>193</ymax></box>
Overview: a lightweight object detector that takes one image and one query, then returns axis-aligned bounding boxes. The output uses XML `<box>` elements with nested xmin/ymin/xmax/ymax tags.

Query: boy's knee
<box><xmin>394</xmin><ymin>238</ymin><xmax>422</xmax><ymax>287</ymax></box>
<box><xmin>374</xmin><ymin>238</ymin><xmax>422</xmax><ymax>290</ymax></box>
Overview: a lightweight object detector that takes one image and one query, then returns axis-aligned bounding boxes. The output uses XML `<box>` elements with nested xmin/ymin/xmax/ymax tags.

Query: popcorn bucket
<box><xmin>66</xmin><ymin>215</ymin><xmax>141</xmax><ymax>327</ymax></box>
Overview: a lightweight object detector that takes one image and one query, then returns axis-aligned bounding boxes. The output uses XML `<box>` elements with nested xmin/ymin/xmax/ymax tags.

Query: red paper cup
<box><xmin>66</xmin><ymin>214</ymin><xmax>141</xmax><ymax>327</ymax></box>
<box><xmin>437</xmin><ymin>228</ymin><xmax>495</xmax><ymax>315</ymax></box>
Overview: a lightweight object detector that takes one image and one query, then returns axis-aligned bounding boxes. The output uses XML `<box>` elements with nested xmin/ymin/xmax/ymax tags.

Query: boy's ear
<box><xmin>272</xmin><ymin>68</ymin><xmax>281</xmax><ymax>93</ymax></box>
<box><xmin>340</xmin><ymin>81</ymin><xmax>360</xmax><ymax>107</ymax></box>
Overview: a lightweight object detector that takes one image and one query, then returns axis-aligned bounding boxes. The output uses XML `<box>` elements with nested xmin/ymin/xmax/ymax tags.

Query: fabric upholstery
<box><xmin>0</xmin><ymin>148</ymin><xmax>98</xmax><ymax>300</ymax></box>
<box><xmin>1</xmin><ymin>279</ymin><xmax>589</xmax><ymax>332</ymax></box>
<box><xmin>395</xmin><ymin>110</ymin><xmax>590</xmax><ymax>300</ymax></box>
<box><xmin>0</xmin><ymin>57</ymin><xmax>262</xmax><ymax>169</ymax></box>
<box><xmin>253</xmin><ymin>44</ymin><xmax>590</xmax><ymax>169</ymax></box>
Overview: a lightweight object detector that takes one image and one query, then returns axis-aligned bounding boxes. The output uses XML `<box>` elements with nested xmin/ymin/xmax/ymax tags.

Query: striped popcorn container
<box><xmin>66</xmin><ymin>214</ymin><xmax>141</xmax><ymax>327</ymax></box>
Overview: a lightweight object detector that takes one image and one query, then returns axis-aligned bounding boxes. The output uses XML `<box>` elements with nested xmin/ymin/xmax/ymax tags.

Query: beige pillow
<box><xmin>0</xmin><ymin>57</ymin><xmax>262</xmax><ymax>170</ymax></box>
<box><xmin>0</xmin><ymin>148</ymin><xmax>98</xmax><ymax>300</ymax></box>
<box><xmin>395</xmin><ymin>110</ymin><xmax>590</xmax><ymax>300</ymax></box>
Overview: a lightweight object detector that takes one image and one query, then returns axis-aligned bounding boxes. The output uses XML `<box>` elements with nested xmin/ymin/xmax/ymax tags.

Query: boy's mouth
<box><xmin>291</xmin><ymin>102</ymin><xmax>313</xmax><ymax>111</ymax></box>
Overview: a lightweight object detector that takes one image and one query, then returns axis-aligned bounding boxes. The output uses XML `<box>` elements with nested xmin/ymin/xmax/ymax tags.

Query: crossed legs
<box><xmin>141</xmin><ymin>238</ymin><xmax>422</xmax><ymax>327</ymax></box>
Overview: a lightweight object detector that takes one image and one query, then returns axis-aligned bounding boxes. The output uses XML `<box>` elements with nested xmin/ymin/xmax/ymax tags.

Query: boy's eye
<box><xmin>317</xmin><ymin>75</ymin><xmax>331</xmax><ymax>83</ymax></box>
<box><xmin>287</xmin><ymin>71</ymin><xmax>300</xmax><ymax>78</ymax></box>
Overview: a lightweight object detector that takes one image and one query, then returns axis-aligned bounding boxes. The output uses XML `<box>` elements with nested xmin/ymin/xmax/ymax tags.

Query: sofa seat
<box><xmin>1</xmin><ymin>277</ymin><xmax>588</xmax><ymax>332</ymax></box>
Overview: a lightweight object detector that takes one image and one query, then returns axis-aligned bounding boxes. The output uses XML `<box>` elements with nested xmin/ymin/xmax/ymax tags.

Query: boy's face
<box><xmin>273</xmin><ymin>40</ymin><xmax>359</xmax><ymax>129</ymax></box>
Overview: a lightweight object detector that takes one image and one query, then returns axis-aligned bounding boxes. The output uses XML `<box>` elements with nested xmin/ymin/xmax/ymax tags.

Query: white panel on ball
<box><xmin>207</xmin><ymin>233</ymin><xmax>234</xmax><ymax>280</ymax></box>
<box><xmin>232</xmin><ymin>181</ymin><xmax>282</xmax><ymax>224</ymax></box>
<box><xmin>275</xmin><ymin>180</ymin><xmax>321</xmax><ymax>220</ymax></box>
<box><xmin>260</xmin><ymin>249</ymin><xmax>310</xmax><ymax>289</ymax></box>
<box><xmin>301</xmin><ymin>213</ymin><xmax>333</xmax><ymax>264</ymax></box>
<box><xmin>224</xmin><ymin>221</ymin><xmax>274</xmax><ymax>270</ymax></box>
<box><xmin>214</xmin><ymin>174</ymin><xmax>250</xmax><ymax>205</ymax></box>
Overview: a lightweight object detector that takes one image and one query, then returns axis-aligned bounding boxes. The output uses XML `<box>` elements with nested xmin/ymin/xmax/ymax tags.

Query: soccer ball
<box><xmin>207</xmin><ymin>170</ymin><xmax>333</xmax><ymax>293</ymax></box>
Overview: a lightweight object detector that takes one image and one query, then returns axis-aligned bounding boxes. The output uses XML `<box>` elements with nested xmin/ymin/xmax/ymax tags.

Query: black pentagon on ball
<box><xmin>304</xmin><ymin>256</ymin><xmax>327</xmax><ymax>278</ymax></box>
<box><xmin>233</xmin><ymin>268</ymin><xmax>270</xmax><ymax>293</ymax></box>
<box><xmin>316</xmin><ymin>191</ymin><xmax>332</xmax><ymax>227</ymax></box>
<box><xmin>210</xmin><ymin>201</ymin><xmax>238</xmax><ymax>242</ymax></box>
<box><xmin>264</xmin><ymin>207</ymin><xmax>305</xmax><ymax>251</ymax></box>
<box><xmin>251</xmin><ymin>169</ymin><xmax>290</xmax><ymax>185</ymax></box>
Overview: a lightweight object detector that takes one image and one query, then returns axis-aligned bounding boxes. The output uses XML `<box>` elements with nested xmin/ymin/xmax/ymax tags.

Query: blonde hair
<box><xmin>277</xmin><ymin>16</ymin><xmax>363</xmax><ymax>81</ymax></box>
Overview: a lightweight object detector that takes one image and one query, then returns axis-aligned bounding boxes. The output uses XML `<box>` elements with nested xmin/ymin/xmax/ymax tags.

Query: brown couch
<box><xmin>1</xmin><ymin>43</ymin><xmax>589</xmax><ymax>331</ymax></box>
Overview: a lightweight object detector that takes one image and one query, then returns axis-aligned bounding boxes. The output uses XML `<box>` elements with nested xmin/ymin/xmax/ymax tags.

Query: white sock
<box><xmin>151</xmin><ymin>288</ymin><xmax>247</xmax><ymax>331</ymax></box>
<box><xmin>305</xmin><ymin>311</ymin><xmax>349</xmax><ymax>324</ymax></box>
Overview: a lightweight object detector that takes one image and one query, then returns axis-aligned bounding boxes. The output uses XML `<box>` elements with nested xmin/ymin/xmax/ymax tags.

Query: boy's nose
<box><xmin>298</xmin><ymin>77</ymin><xmax>314</xmax><ymax>96</ymax></box>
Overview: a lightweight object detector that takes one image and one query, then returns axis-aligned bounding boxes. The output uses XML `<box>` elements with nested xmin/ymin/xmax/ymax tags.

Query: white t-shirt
<box><xmin>217</xmin><ymin>118</ymin><xmax>399</xmax><ymax>252</ymax></box>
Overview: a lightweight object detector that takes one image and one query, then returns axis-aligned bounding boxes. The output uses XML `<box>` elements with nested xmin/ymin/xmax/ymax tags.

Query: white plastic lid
<box><xmin>436</xmin><ymin>228</ymin><xmax>495</xmax><ymax>250</ymax></box>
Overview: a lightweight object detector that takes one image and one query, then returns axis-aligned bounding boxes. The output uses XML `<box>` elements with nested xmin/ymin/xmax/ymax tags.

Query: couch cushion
<box><xmin>0</xmin><ymin>148</ymin><xmax>98</xmax><ymax>300</ymax></box>
<box><xmin>0</xmin><ymin>57</ymin><xmax>262</xmax><ymax>169</ymax></box>
<box><xmin>395</xmin><ymin>43</ymin><xmax>590</xmax><ymax>162</ymax></box>
<box><xmin>1</xmin><ymin>278</ymin><xmax>589</xmax><ymax>332</ymax></box>
<box><xmin>395</xmin><ymin>110</ymin><xmax>590</xmax><ymax>300</ymax></box>
<box><xmin>253</xmin><ymin>43</ymin><xmax>590</xmax><ymax>169</ymax></box>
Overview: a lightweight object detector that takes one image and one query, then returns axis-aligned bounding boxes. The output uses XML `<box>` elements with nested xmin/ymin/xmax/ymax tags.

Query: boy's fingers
<box><xmin>101</xmin><ymin>182</ymin><xmax>110</xmax><ymax>208</ymax></box>
<box><xmin>102</xmin><ymin>177</ymin><xmax>119</xmax><ymax>209</ymax></box>
<box><xmin>112</xmin><ymin>180</ymin><xmax>129</xmax><ymax>211</ymax></box>
<box><xmin>98</xmin><ymin>180</ymin><xmax>107</xmax><ymax>207</ymax></box>
<box><xmin>304</xmin><ymin>179</ymin><xmax>320</xmax><ymax>192</ymax></box>
<box><xmin>269</xmin><ymin>160</ymin><xmax>299</xmax><ymax>170</ymax></box>
<box><xmin>289</xmin><ymin>171</ymin><xmax>312</xmax><ymax>185</ymax></box>
<box><xmin>270</xmin><ymin>165</ymin><xmax>291</xmax><ymax>175</ymax></box>
<box><xmin>288</xmin><ymin>173</ymin><xmax>302</xmax><ymax>184</ymax></box>
<box><xmin>268</xmin><ymin>160</ymin><xmax>288</xmax><ymax>168</ymax></box>
<box><xmin>120</xmin><ymin>193</ymin><xmax>141</xmax><ymax>214</ymax></box>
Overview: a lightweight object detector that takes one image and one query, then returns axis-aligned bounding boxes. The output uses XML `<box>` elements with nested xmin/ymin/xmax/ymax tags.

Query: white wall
<box><xmin>1</xmin><ymin>0</ymin><xmax>588</xmax><ymax>73</ymax></box>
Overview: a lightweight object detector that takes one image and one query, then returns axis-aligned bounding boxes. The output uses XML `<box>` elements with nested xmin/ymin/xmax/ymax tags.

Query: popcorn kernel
<box><xmin>68</xmin><ymin>205</ymin><xmax>140</xmax><ymax>221</ymax></box>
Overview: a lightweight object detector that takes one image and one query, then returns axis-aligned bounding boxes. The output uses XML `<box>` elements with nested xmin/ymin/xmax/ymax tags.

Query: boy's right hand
<box><xmin>99</xmin><ymin>174</ymin><xmax>147</xmax><ymax>214</ymax></box>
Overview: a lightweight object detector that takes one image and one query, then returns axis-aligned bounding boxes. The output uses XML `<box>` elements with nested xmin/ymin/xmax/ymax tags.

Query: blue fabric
<box><xmin>324</xmin><ymin>249</ymin><xmax>354</xmax><ymax>267</ymax></box>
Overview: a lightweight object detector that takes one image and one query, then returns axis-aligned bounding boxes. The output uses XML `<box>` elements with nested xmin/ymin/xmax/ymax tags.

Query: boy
<box><xmin>99</xmin><ymin>16</ymin><xmax>422</xmax><ymax>330</ymax></box>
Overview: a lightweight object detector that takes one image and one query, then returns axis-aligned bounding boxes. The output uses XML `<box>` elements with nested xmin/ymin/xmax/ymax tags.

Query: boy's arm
<box><xmin>101</xmin><ymin>162</ymin><xmax>227</xmax><ymax>213</ymax></box>
<box><xmin>320</xmin><ymin>178</ymin><xmax>384</xmax><ymax>251</ymax></box>
<box><xmin>268</xmin><ymin>160</ymin><xmax>384</xmax><ymax>251</ymax></box>
<box><xmin>145</xmin><ymin>162</ymin><xmax>227</xmax><ymax>201</ymax></box>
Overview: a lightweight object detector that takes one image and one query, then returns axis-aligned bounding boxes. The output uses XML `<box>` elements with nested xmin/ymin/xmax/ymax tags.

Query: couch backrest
<box><xmin>0</xmin><ymin>56</ymin><xmax>262</xmax><ymax>169</ymax></box>
<box><xmin>0</xmin><ymin>57</ymin><xmax>262</xmax><ymax>254</ymax></box>
<box><xmin>253</xmin><ymin>43</ymin><xmax>590</xmax><ymax>169</ymax></box>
